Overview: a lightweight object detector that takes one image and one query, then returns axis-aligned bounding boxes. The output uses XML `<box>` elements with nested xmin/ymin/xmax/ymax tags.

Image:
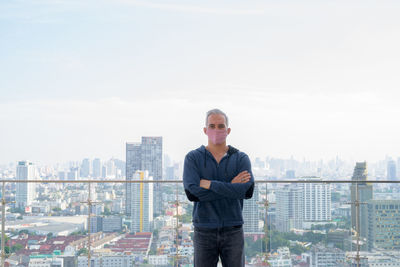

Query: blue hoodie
<box><xmin>183</xmin><ymin>145</ymin><xmax>254</xmax><ymax>228</ymax></box>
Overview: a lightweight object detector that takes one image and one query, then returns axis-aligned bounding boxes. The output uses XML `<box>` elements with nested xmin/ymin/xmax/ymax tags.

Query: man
<box><xmin>183</xmin><ymin>108</ymin><xmax>254</xmax><ymax>267</ymax></box>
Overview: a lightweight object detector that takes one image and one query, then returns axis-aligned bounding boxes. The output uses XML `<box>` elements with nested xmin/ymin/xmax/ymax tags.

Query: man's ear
<box><xmin>203</xmin><ymin>127</ymin><xmax>207</xmax><ymax>135</ymax></box>
<box><xmin>227</xmin><ymin>128</ymin><xmax>231</xmax><ymax>135</ymax></box>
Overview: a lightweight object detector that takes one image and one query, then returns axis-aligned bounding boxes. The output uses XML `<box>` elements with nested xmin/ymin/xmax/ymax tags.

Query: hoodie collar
<box><xmin>200</xmin><ymin>145</ymin><xmax>238</xmax><ymax>156</ymax></box>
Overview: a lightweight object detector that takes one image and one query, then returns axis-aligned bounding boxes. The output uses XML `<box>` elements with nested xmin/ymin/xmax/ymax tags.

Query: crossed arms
<box><xmin>183</xmin><ymin>153</ymin><xmax>254</xmax><ymax>202</ymax></box>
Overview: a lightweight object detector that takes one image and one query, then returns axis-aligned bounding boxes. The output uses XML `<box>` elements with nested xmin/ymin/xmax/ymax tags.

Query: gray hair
<box><xmin>205</xmin><ymin>109</ymin><xmax>229</xmax><ymax>126</ymax></box>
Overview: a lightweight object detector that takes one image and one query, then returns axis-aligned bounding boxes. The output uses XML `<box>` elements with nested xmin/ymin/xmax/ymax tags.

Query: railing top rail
<box><xmin>0</xmin><ymin>179</ymin><xmax>399</xmax><ymax>184</ymax></box>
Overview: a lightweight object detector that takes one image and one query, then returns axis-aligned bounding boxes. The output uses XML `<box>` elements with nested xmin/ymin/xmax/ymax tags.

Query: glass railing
<box><xmin>1</xmin><ymin>179</ymin><xmax>400</xmax><ymax>267</ymax></box>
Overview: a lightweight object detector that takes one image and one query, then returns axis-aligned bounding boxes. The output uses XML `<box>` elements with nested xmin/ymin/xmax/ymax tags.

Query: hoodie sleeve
<box><xmin>183</xmin><ymin>153</ymin><xmax>226</xmax><ymax>202</ymax></box>
<box><xmin>208</xmin><ymin>153</ymin><xmax>255</xmax><ymax>200</ymax></box>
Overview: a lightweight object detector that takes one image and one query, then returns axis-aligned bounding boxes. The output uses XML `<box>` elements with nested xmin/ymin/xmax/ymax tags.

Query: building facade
<box><xmin>243</xmin><ymin>185</ymin><xmax>260</xmax><ymax>233</ymax></box>
<box><xmin>302</xmin><ymin>178</ymin><xmax>331</xmax><ymax>222</ymax></box>
<box><xmin>367</xmin><ymin>200</ymin><xmax>400</xmax><ymax>251</ymax></box>
<box><xmin>275</xmin><ymin>184</ymin><xmax>304</xmax><ymax>232</ymax></box>
<box><xmin>16</xmin><ymin>161</ymin><xmax>36</xmax><ymax>209</ymax></box>
<box><xmin>131</xmin><ymin>171</ymin><xmax>153</xmax><ymax>232</ymax></box>
<box><xmin>126</xmin><ymin>137</ymin><xmax>162</xmax><ymax>217</ymax></box>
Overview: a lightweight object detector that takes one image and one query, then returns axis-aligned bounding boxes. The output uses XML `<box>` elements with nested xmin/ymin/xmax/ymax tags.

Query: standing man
<box><xmin>183</xmin><ymin>108</ymin><xmax>254</xmax><ymax>267</ymax></box>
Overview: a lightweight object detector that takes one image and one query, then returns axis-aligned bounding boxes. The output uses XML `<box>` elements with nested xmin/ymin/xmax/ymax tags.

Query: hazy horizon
<box><xmin>2</xmin><ymin>1</ymin><xmax>400</xmax><ymax>164</ymax></box>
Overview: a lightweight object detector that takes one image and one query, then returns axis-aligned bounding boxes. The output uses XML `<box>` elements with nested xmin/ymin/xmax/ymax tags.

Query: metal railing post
<box><xmin>258</xmin><ymin>183</ymin><xmax>275</xmax><ymax>264</ymax></box>
<box><xmin>81</xmin><ymin>181</ymin><xmax>99</xmax><ymax>267</ymax></box>
<box><xmin>1</xmin><ymin>181</ymin><xmax>5</xmax><ymax>267</ymax></box>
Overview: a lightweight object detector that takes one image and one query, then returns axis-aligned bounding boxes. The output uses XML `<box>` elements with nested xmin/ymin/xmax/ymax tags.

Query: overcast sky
<box><xmin>1</xmin><ymin>0</ymin><xmax>400</xmax><ymax>164</ymax></box>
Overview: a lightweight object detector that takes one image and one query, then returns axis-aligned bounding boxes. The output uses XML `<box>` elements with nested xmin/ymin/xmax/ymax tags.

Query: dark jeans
<box><xmin>194</xmin><ymin>225</ymin><xmax>244</xmax><ymax>267</ymax></box>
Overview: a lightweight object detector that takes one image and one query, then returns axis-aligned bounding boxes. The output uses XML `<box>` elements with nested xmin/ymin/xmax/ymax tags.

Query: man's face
<box><xmin>203</xmin><ymin>114</ymin><xmax>231</xmax><ymax>135</ymax></box>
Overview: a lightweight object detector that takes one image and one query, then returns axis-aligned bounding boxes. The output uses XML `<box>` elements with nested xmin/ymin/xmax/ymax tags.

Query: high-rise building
<box><xmin>302</xmin><ymin>177</ymin><xmax>331</xmax><ymax>222</ymax></box>
<box><xmin>131</xmin><ymin>171</ymin><xmax>153</xmax><ymax>233</ymax></box>
<box><xmin>275</xmin><ymin>184</ymin><xmax>303</xmax><ymax>232</ymax></box>
<box><xmin>387</xmin><ymin>160</ymin><xmax>397</xmax><ymax>180</ymax></box>
<box><xmin>16</xmin><ymin>161</ymin><xmax>36</xmax><ymax>209</ymax></box>
<box><xmin>366</xmin><ymin>199</ymin><xmax>400</xmax><ymax>251</ymax></box>
<box><xmin>141</xmin><ymin>137</ymin><xmax>162</xmax><ymax>216</ymax></box>
<box><xmin>243</xmin><ymin>185</ymin><xmax>260</xmax><ymax>233</ymax></box>
<box><xmin>92</xmin><ymin>158</ymin><xmax>101</xmax><ymax>178</ymax></box>
<box><xmin>350</xmin><ymin>162</ymin><xmax>373</xmax><ymax>250</ymax></box>
<box><xmin>126</xmin><ymin>142</ymin><xmax>142</xmax><ymax>216</ymax></box>
<box><xmin>126</xmin><ymin>137</ymin><xmax>162</xmax><ymax>216</ymax></box>
<box><xmin>80</xmin><ymin>158</ymin><xmax>91</xmax><ymax>178</ymax></box>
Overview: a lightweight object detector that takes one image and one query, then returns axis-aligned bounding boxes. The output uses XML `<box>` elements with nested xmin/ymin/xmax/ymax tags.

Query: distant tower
<box><xmin>387</xmin><ymin>160</ymin><xmax>397</xmax><ymax>180</ymax></box>
<box><xmin>131</xmin><ymin>171</ymin><xmax>153</xmax><ymax>232</ymax></box>
<box><xmin>350</xmin><ymin>162</ymin><xmax>373</xmax><ymax>250</ymax></box>
<box><xmin>16</xmin><ymin>161</ymin><xmax>36</xmax><ymax>209</ymax></box>
<box><xmin>243</xmin><ymin>185</ymin><xmax>260</xmax><ymax>233</ymax></box>
<box><xmin>92</xmin><ymin>158</ymin><xmax>101</xmax><ymax>178</ymax></box>
<box><xmin>80</xmin><ymin>158</ymin><xmax>91</xmax><ymax>178</ymax></box>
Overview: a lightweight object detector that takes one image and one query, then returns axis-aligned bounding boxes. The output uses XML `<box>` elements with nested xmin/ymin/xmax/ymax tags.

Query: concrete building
<box><xmin>89</xmin><ymin>216</ymin><xmax>103</xmax><ymax>233</ymax></box>
<box><xmin>275</xmin><ymin>184</ymin><xmax>303</xmax><ymax>232</ymax></box>
<box><xmin>148</xmin><ymin>255</ymin><xmax>169</xmax><ymax>266</ymax></box>
<box><xmin>102</xmin><ymin>216</ymin><xmax>122</xmax><ymax>232</ymax></box>
<box><xmin>310</xmin><ymin>244</ymin><xmax>345</xmax><ymax>267</ymax></box>
<box><xmin>77</xmin><ymin>253</ymin><xmax>133</xmax><ymax>267</ymax></box>
<box><xmin>243</xmin><ymin>184</ymin><xmax>260</xmax><ymax>233</ymax></box>
<box><xmin>366</xmin><ymin>199</ymin><xmax>400</xmax><ymax>251</ymax></box>
<box><xmin>131</xmin><ymin>171</ymin><xmax>153</xmax><ymax>232</ymax></box>
<box><xmin>16</xmin><ymin>161</ymin><xmax>36</xmax><ymax>209</ymax></box>
<box><xmin>302</xmin><ymin>177</ymin><xmax>331</xmax><ymax>222</ymax></box>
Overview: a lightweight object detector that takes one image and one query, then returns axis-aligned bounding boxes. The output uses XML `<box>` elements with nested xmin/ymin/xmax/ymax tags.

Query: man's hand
<box><xmin>231</xmin><ymin>171</ymin><xmax>251</xmax><ymax>184</ymax></box>
<box><xmin>200</xmin><ymin>179</ymin><xmax>211</xmax><ymax>189</ymax></box>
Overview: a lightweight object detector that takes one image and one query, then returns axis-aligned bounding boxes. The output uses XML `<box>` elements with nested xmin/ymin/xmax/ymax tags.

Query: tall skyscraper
<box><xmin>350</xmin><ymin>162</ymin><xmax>373</xmax><ymax>249</ymax></box>
<box><xmin>16</xmin><ymin>161</ymin><xmax>36</xmax><ymax>209</ymax></box>
<box><xmin>141</xmin><ymin>137</ymin><xmax>162</xmax><ymax>216</ymax></box>
<box><xmin>302</xmin><ymin>177</ymin><xmax>331</xmax><ymax>222</ymax></box>
<box><xmin>126</xmin><ymin>142</ymin><xmax>142</xmax><ymax>216</ymax></box>
<box><xmin>80</xmin><ymin>158</ymin><xmax>91</xmax><ymax>178</ymax></box>
<box><xmin>387</xmin><ymin>160</ymin><xmax>397</xmax><ymax>180</ymax></box>
<box><xmin>126</xmin><ymin>137</ymin><xmax>162</xmax><ymax>216</ymax></box>
<box><xmin>92</xmin><ymin>158</ymin><xmax>101</xmax><ymax>178</ymax></box>
<box><xmin>243</xmin><ymin>185</ymin><xmax>260</xmax><ymax>233</ymax></box>
<box><xmin>131</xmin><ymin>171</ymin><xmax>153</xmax><ymax>233</ymax></box>
<box><xmin>275</xmin><ymin>184</ymin><xmax>303</xmax><ymax>232</ymax></box>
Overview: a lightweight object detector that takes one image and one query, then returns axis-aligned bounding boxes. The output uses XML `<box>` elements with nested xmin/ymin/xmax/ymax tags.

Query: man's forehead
<box><xmin>207</xmin><ymin>114</ymin><xmax>226</xmax><ymax>124</ymax></box>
